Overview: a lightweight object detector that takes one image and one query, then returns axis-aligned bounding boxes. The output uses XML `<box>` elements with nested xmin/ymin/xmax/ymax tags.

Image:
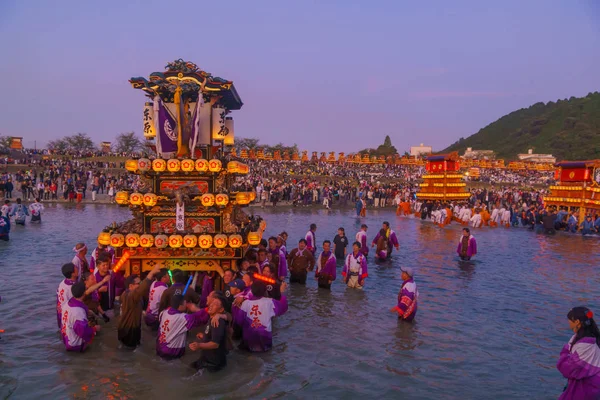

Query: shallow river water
<box><xmin>1</xmin><ymin>204</ymin><xmax>599</xmax><ymax>399</ymax></box>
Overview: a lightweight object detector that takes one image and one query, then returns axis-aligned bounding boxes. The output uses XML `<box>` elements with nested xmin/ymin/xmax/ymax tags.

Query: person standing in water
<box><xmin>342</xmin><ymin>242</ymin><xmax>368</xmax><ymax>290</ymax></box>
<box><xmin>28</xmin><ymin>198</ymin><xmax>44</xmax><ymax>223</ymax></box>
<box><xmin>305</xmin><ymin>223</ymin><xmax>317</xmax><ymax>255</ymax></box>
<box><xmin>371</xmin><ymin>221</ymin><xmax>399</xmax><ymax>259</ymax></box>
<box><xmin>315</xmin><ymin>240</ymin><xmax>337</xmax><ymax>290</ymax></box>
<box><xmin>457</xmin><ymin>228</ymin><xmax>477</xmax><ymax>260</ymax></box>
<box><xmin>287</xmin><ymin>239</ymin><xmax>315</xmax><ymax>285</ymax></box>
<box><xmin>355</xmin><ymin>224</ymin><xmax>369</xmax><ymax>258</ymax></box>
<box><xmin>390</xmin><ymin>267</ymin><xmax>418</xmax><ymax>322</ymax></box>
<box><xmin>556</xmin><ymin>307</ymin><xmax>600</xmax><ymax>400</ymax></box>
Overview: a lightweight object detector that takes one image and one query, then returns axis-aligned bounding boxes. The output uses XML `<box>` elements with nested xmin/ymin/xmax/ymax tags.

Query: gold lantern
<box><xmin>129</xmin><ymin>192</ymin><xmax>143</xmax><ymax>206</ymax></box>
<box><xmin>201</xmin><ymin>193</ymin><xmax>215</xmax><ymax>207</ymax></box>
<box><xmin>214</xmin><ymin>234</ymin><xmax>228</xmax><ymax>248</ymax></box>
<box><xmin>247</xmin><ymin>232</ymin><xmax>261</xmax><ymax>246</ymax></box>
<box><xmin>115</xmin><ymin>191</ymin><xmax>129</xmax><ymax>205</ymax></box>
<box><xmin>137</xmin><ymin>158</ymin><xmax>151</xmax><ymax>172</ymax></box>
<box><xmin>227</xmin><ymin>161</ymin><xmax>239</xmax><ymax>173</ymax></box>
<box><xmin>168</xmin><ymin>234</ymin><xmax>183</xmax><ymax>248</ymax></box>
<box><xmin>167</xmin><ymin>159</ymin><xmax>181</xmax><ymax>172</ymax></box>
<box><xmin>143</xmin><ymin>102</ymin><xmax>156</xmax><ymax>138</ymax></box>
<box><xmin>195</xmin><ymin>159</ymin><xmax>209</xmax><ymax>172</ymax></box>
<box><xmin>139</xmin><ymin>234</ymin><xmax>154</xmax><ymax>248</ymax></box>
<box><xmin>198</xmin><ymin>234</ymin><xmax>213</xmax><ymax>249</ymax></box>
<box><xmin>229</xmin><ymin>234</ymin><xmax>242</xmax><ymax>248</ymax></box>
<box><xmin>208</xmin><ymin>159</ymin><xmax>222</xmax><ymax>172</ymax></box>
<box><xmin>97</xmin><ymin>231</ymin><xmax>111</xmax><ymax>246</ymax></box>
<box><xmin>110</xmin><ymin>233</ymin><xmax>125</xmax><ymax>248</ymax></box>
<box><xmin>237</xmin><ymin>163</ymin><xmax>249</xmax><ymax>174</ymax></box>
<box><xmin>183</xmin><ymin>234</ymin><xmax>198</xmax><ymax>248</ymax></box>
<box><xmin>125</xmin><ymin>159</ymin><xmax>138</xmax><ymax>172</ymax></box>
<box><xmin>143</xmin><ymin>193</ymin><xmax>158</xmax><ymax>207</ymax></box>
<box><xmin>215</xmin><ymin>193</ymin><xmax>229</xmax><ymax>207</ymax></box>
<box><xmin>154</xmin><ymin>234</ymin><xmax>168</xmax><ymax>249</ymax></box>
<box><xmin>181</xmin><ymin>159</ymin><xmax>195</xmax><ymax>172</ymax></box>
<box><xmin>125</xmin><ymin>233</ymin><xmax>140</xmax><ymax>248</ymax></box>
<box><xmin>249</xmin><ymin>191</ymin><xmax>256</xmax><ymax>202</ymax></box>
<box><xmin>236</xmin><ymin>192</ymin><xmax>250</xmax><ymax>205</ymax></box>
<box><xmin>152</xmin><ymin>159</ymin><xmax>166</xmax><ymax>172</ymax></box>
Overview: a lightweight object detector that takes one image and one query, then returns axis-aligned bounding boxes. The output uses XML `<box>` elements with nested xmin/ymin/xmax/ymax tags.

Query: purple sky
<box><xmin>1</xmin><ymin>0</ymin><xmax>599</xmax><ymax>153</ymax></box>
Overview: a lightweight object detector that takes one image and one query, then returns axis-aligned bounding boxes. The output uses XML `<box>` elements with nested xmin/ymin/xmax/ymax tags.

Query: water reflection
<box><xmin>0</xmin><ymin>205</ymin><xmax>599</xmax><ymax>399</ymax></box>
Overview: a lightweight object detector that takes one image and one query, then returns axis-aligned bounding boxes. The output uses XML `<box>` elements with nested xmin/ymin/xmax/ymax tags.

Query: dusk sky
<box><xmin>1</xmin><ymin>0</ymin><xmax>599</xmax><ymax>153</ymax></box>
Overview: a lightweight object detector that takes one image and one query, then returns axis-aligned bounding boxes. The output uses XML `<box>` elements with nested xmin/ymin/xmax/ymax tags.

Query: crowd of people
<box><xmin>55</xmin><ymin>221</ymin><xmax>419</xmax><ymax>370</ymax></box>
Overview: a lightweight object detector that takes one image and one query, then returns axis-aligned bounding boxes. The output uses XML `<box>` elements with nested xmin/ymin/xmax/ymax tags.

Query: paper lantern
<box><xmin>195</xmin><ymin>159</ymin><xmax>209</xmax><ymax>172</ymax></box>
<box><xmin>125</xmin><ymin>233</ymin><xmax>140</xmax><ymax>248</ymax></box>
<box><xmin>181</xmin><ymin>159</ymin><xmax>195</xmax><ymax>172</ymax></box>
<box><xmin>152</xmin><ymin>159</ymin><xmax>166</xmax><ymax>172</ymax></box>
<box><xmin>215</xmin><ymin>193</ymin><xmax>229</xmax><ymax>207</ymax></box>
<box><xmin>224</xmin><ymin>116</ymin><xmax>234</xmax><ymax>145</ymax></box>
<box><xmin>110</xmin><ymin>233</ymin><xmax>125</xmax><ymax>248</ymax></box>
<box><xmin>208</xmin><ymin>159</ymin><xmax>222</xmax><ymax>172</ymax></box>
<box><xmin>249</xmin><ymin>191</ymin><xmax>256</xmax><ymax>202</ymax></box>
<box><xmin>167</xmin><ymin>159</ymin><xmax>181</xmax><ymax>172</ymax></box>
<box><xmin>214</xmin><ymin>234</ymin><xmax>228</xmax><ymax>249</ymax></box>
<box><xmin>227</xmin><ymin>161</ymin><xmax>240</xmax><ymax>173</ymax></box>
<box><xmin>247</xmin><ymin>232</ymin><xmax>261</xmax><ymax>246</ymax></box>
<box><xmin>125</xmin><ymin>159</ymin><xmax>138</xmax><ymax>172</ymax></box>
<box><xmin>143</xmin><ymin>102</ymin><xmax>156</xmax><ymax>138</ymax></box>
<box><xmin>139</xmin><ymin>234</ymin><xmax>154</xmax><ymax>248</ymax></box>
<box><xmin>198</xmin><ymin>235</ymin><xmax>213</xmax><ymax>249</ymax></box>
<box><xmin>169</xmin><ymin>234</ymin><xmax>183</xmax><ymax>248</ymax></box>
<box><xmin>228</xmin><ymin>234</ymin><xmax>242</xmax><ymax>248</ymax></box>
<box><xmin>212</xmin><ymin>106</ymin><xmax>228</xmax><ymax>141</ymax></box>
<box><xmin>260</xmin><ymin>220</ymin><xmax>267</xmax><ymax>231</ymax></box>
<box><xmin>236</xmin><ymin>192</ymin><xmax>250</xmax><ymax>205</ymax></box>
<box><xmin>201</xmin><ymin>193</ymin><xmax>215</xmax><ymax>207</ymax></box>
<box><xmin>143</xmin><ymin>193</ymin><xmax>158</xmax><ymax>207</ymax></box>
<box><xmin>115</xmin><ymin>191</ymin><xmax>129</xmax><ymax>205</ymax></box>
<box><xmin>129</xmin><ymin>192</ymin><xmax>143</xmax><ymax>206</ymax></box>
<box><xmin>97</xmin><ymin>231</ymin><xmax>111</xmax><ymax>246</ymax></box>
<box><xmin>137</xmin><ymin>158</ymin><xmax>151</xmax><ymax>172</ymax></box>
<box><xmin>155</xmin><ymin>234</ymin><xmax>168</xmax><ymax>249</ymax></box>
<box><xmin>183</xmin><ymin>234</ymin><xmax>198</xmax><ymax>248</ymax></box>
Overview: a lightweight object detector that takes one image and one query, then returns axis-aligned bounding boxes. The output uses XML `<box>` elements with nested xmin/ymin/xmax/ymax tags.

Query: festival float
<box><xmin>544</xmin><ymin>160</ymin><xmax>600</xmax><ymax>223</ymax></box>
<box><xmin>97</xmin><ymin>60</ymin><xmax>265</xmax><ymax>278</ymax></box>
<box><xmin>417</xmin><ymin>152</ymin><xmax>471</xmax><ymax>201</ymax></box>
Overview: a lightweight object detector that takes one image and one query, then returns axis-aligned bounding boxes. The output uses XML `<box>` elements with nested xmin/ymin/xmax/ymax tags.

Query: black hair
<box><xmin>310</xmin><ymin>223</ymin><xmax>317</xmax><ymax>230</ymax></box>
<box><xmin>81</xmin><ymin>270</ymin><xmax>92</xmax><ymax>282</ymax></box>
<box><xmin>268</xmin><ymin>236</ymin><xmax>277</xmax><ymax>243</ymax></box>
<box><xmin>71</xmin><ymin>281</ymin><xmax>86</xmax><ymax>298</ymax></box>
<box><xmin>258</xmin><ymin>248</ymin><xmax>267</xmax><ymax>254</ymax></box>
<box><xmin>170</xmin><ymin>294</ymin><xmax>185</xmax><ymax>309</ymax></box>
<box><xmin>259</xmin><ymin>239</ymin><xmax>268</xmax><ymax>247</ymax></box>
<box><xmin>463</xmin><ymin>228</ymin><xmax>470</xmax><ymax>233</ymax></box>
<box><xmin>97</xmin><ymin>252</ymin><xmax>112</xmax><ymax>264</ymax></box>
<box><xmin>16</xmin><ymin>198</ymin><xmax>22</xmax><ymax>204</ymax></box>
<box><xmin>298</xmin><ymin>238</ymin><xmax>307</xmax><ymax>245</ymax></box>
<box><xmin>361</xmin><ymin>224</ymin><xmax>368</xmax><ymax>229</ymax></box>
<box><xmin>246</xmin><ymin>266</ymin><xmax>259</xmax><ymax>280</ymax></box>
<box><xmin>567</xmin><ymin>307</ymin><xmax>600</xmax><ymax>348</ymax></box>
<box><xmin>155</xmin><ymin>268</ymin><xmax>168</xmax><ymax>281</ymax></box>
<box><xmin>62</xmin><ymin>263</ymin><xmax>76</xmax><ymax>279</ymax></box>
<box><xmin>125</xmin><ymin>274</ymin><xmax>140</xmax><ymax>288</ymax></box>
<box><xmin>338</xmin><ymin>227</ymin><xmax>345</xmax><ymax>232</ymax></box>
<box><xmin>172</xmin><ymin>269</ymin><xmax>186</xmax><ymax>284</ymax></box>
<box><xmin>379</xmin><ymin>228</ymin><xmax>386</xmax><ymax>236</ymax></box>
<box><xmin>353</xmin><ymin>241</ymin><xmax>361</xmax><ymax>248</ymax></box>
<box><xmin>251</xmin><ymin>280</ymin><xmax>267</xmax><ymax>298</ymax></box>
<box><xmin>211</xmin><ymin>294</ymin><xmax>226</xmax><ymax>310</ymax></box>
<box><xmin>3</xmin><ymin>200</ymin><xmax>8</xmax><ymax>205</ymax></box>
<box><xmin>383</xmin><ymin>221</ymin><xmax>390</xmax><ymax>228</ymax></box>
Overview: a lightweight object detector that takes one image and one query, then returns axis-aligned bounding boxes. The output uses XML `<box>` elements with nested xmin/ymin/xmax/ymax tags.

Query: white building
<box><xmin>517</xmin><ymin>149</ymin><xmax>556</xmax><ymax>163</ymax></box>
<box><xmin>462</xmin><ymin>147</ymin><xmax>496</xmax><ymax>160</ymax></box>
<box><xmin>410</xmin><ymin>143</ymin><xmax>432</xmax><ymax>157</ymax></box>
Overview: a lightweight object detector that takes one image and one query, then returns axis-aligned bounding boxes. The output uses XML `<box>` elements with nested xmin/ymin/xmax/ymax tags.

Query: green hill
<box><xmin>442</xmin><ymin>92</ymin><xmax>600</xmax><ymax>161</ymax></box>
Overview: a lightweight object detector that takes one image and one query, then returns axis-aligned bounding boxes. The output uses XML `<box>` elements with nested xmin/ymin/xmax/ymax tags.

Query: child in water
<box><xmin>557</xmin><ymin>307</ymin><xmax>600</xmax><ymax>399</ymax></box>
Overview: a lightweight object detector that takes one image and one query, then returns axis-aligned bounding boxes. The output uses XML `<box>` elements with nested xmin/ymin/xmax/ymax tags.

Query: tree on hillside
<box><xmin>358</xmin><ymin>135</ymin><xmax>397</xmax><ymax>156</ymax></box>
<box><xmin>47</xmin><ymin>138</ymin><xmax>69</xmax><ymax>153</ymax></box>
<box><xmin>47</xmin><ymin>133</ymin><xmax>95</xmax><ymax>154</ymax></box>
<box><xmin>265</xmin><ymin>142</ymin><xmax>299</xmax><ymax>154</ymax></box>
<box><xmin>114</xmin><ymin>131</ymin><xmax>142</xmax><ymax>154</ymax></box>
<box><xmin>383</xmin><ymin>135</ymin><xmax>392</xmax><ymax>147</ymax></box>
<box><xmin>0</xmin><ymin>135</ymin><xmax>11</xmax><ymax>154</ymax></box>
<box><xmin>234</xmin><ymin>137</ymin><xmax>260</xmax><ymax>152</ymax></box>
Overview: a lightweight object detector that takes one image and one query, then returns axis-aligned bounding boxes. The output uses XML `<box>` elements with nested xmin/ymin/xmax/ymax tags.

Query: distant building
<box><xmin>461</xmin><ymin>147</ymin><xmax>496</xmax><ymax>160</ymax></box>
<box><xmin>517</xmin><ymin>149</ymin><xmax>556</xmax><ymax>163</ymax></box>
<box><xmin>9</xmin><ymin>137</ymin><xmax>23</xmax><ymax>150</ymax></box>
<box><xmin>410</xmin><ymin>143</ymin><xmax>432</xmax><ymax>157</ymax></box>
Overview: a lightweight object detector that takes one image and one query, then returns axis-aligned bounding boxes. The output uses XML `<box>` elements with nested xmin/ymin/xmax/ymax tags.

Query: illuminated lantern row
<box><xmin>215</xmin><ymin>193</ymin><xmax>229</xmax><ymax>207</ymax></box>
<box><xmin>236</xmin><ymin>192</ymin><xmax>250</xmax><ymax>205</ymax></box>
<box><xmin>115</xmin><ymin>191</ymin><xmax>129</xmax><ymax>205</ymax></box>
<box><xmin>107</xmin><ymin>233</ymin><xmax>247</xmax><ymax>249</ymax></box>
<box><xmin>125</xmin><ymin>158</ymin><xmax>248</xmax><ymax>174</ymax></box>
<box><xmin>129</xmin><ymin>192</ymin><xmax>143</xmax><ymax>206</ymax></box>
<box><xmin>201</xmin><ymin>193</ymin><xmax>215</xmax><ymax>207</ymax></box>
<box><xmin>143</xmin><ymin>193</ymin><xmax>157</xmax><ymax>207</ymax></box>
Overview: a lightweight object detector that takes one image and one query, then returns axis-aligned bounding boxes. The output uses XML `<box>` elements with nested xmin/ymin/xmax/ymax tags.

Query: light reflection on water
<box><xmin>0</xmin><ymin>205</ymin><xmax>599</xmax><ymax>399</ymax></box>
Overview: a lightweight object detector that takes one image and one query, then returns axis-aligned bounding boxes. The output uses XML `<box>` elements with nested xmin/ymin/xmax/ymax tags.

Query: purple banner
<box><xmin>157</xmin><ymin>100</ymin><xmax>178</xmax><ymax>154</ymax></box>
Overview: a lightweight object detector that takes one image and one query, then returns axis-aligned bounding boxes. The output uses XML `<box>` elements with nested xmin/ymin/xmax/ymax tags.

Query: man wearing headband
<box><xmin>71</xmin><ymin>243</ymin><xmax>89</xmax><ymax>282</ymax></box>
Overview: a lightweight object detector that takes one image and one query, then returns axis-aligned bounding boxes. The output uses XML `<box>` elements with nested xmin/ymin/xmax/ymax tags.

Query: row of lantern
<box><xmin>115</xmin><ymin>191</ymin><xmax>256</xmax><ymax>207</ymax></box>
<box><xmin>125</xmin><ymin>158</ymin><xmax>249</xmax><ymax>174</ymax></box>
<box><xmin>98</xmin><ymin>231</ymin><xmax>263</xmax><ymax>249</ymax></box>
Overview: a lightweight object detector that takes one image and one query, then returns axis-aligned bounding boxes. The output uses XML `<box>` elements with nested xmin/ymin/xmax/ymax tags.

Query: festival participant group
<box><xmin>55</xmin><ymin>221</ymin><xmax>420</xmax><ymax>370</ymax></box>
